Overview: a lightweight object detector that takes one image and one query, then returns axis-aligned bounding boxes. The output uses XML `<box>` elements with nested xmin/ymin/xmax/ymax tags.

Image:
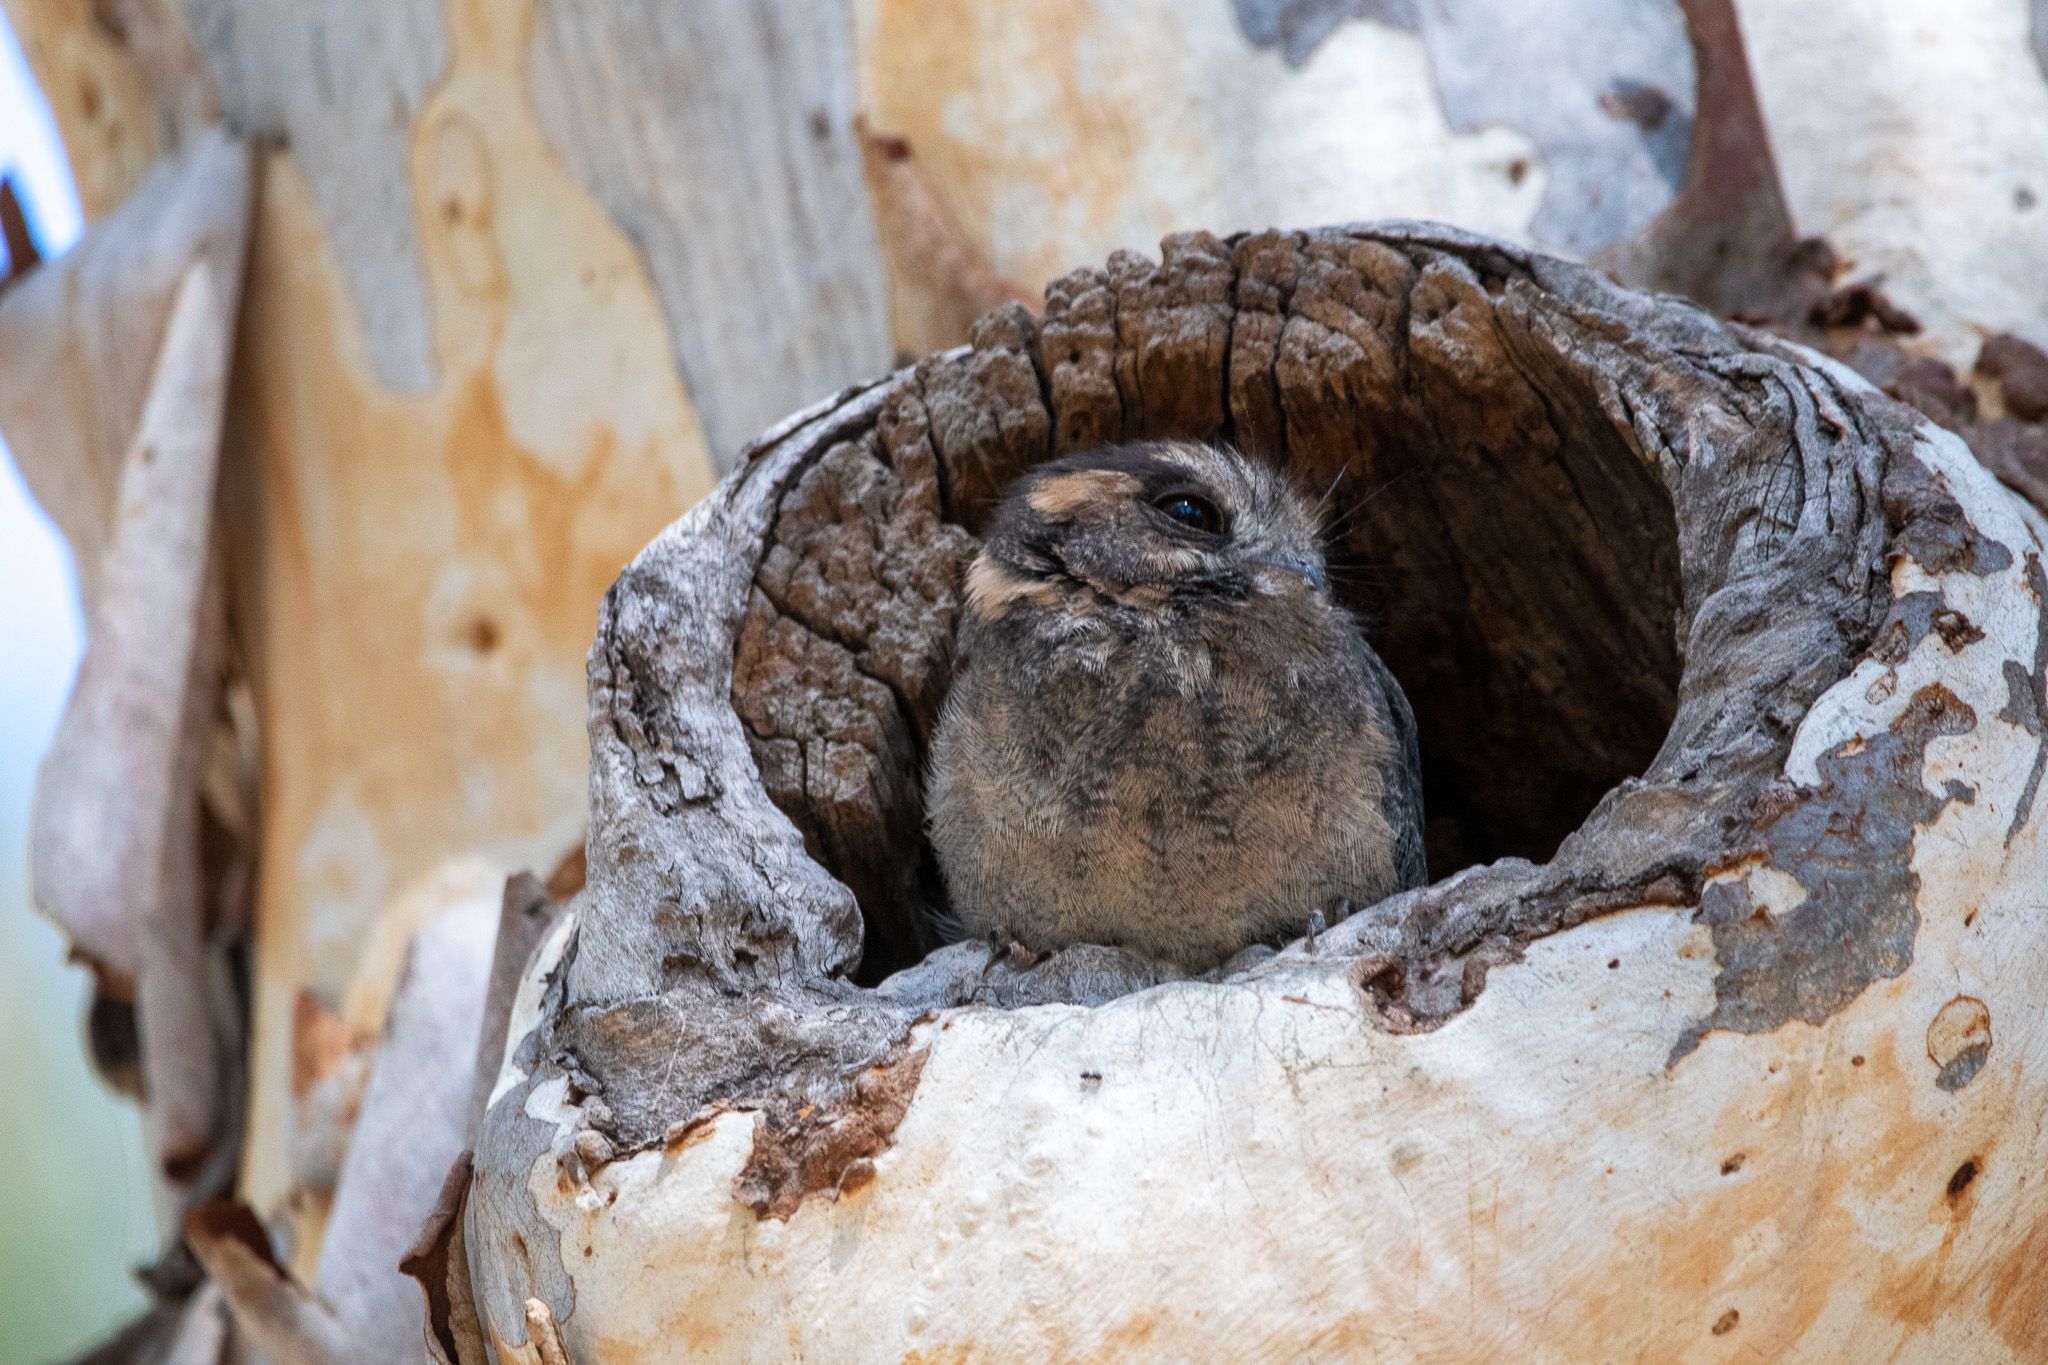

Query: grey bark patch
<box><xmin>183</xmin><ymin>0</ymin><xmax>447</xmax><ymax>392</ymax></box>
<box><xmin>1232</xmin><ymin>0</ymin><xmax>1419</xmax><ymax>66</ymax></box>
<box><xmin>1870</xmin><ymin>591</ymin><xmax>1985</xmax><ymax>662</ymax></box>
<box><xmin>2034</xmin><ymin>0</ymin><xmax>2048</xmax><ymax>85</ymax></box>
<box><xmin>2002</xmin><ymin>554</ymin><xmax>2048</xmax><ymax>842</ymax></box>
<box><xmin>2004</xmin><ymin>662</ymin><xmax>2045</xmax><ymax>736</ymax></box>
<box><xmin>1928</xmin><ymin>994</ymin><xmax>1994</xmax><ymax>1093</ymax></box>
<box><xmin>465</xmin><ymin>1071</ymin><xmax>577</xmax><ymax>1353</ymax></box>
<box><xmin>1598</xmin><ymin>78</ymin><xmax>1690</xmax><ymax>190</ymax></box>
<box><xmin>1670</xmin><ymin>684</ymin><xmax>1979</xmax><ymax>1065</ymax></box>
<box><xmin>525</xmin><ymin>0</ymin><xmax>894</xmax><ymax>464</ymax></box>
<box><xmin>1937</xmin><ymin>1043</ymin><xmax>1991</xmax><ymax>1092</ymax></box>
<box><xmin>1869</xmin><ymin>591</ymin><xmax>1945</xmax><ymax>666</ymax></box>
<box><xmin>1416</xmin><ymin>0</ymin><xmax>1696</xmax><ymax>254</ymax></box>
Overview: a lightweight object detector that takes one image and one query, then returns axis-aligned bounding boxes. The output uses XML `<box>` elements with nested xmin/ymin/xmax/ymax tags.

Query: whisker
<box><xmin>1319</xmin><ymin>466</ymin><xmax>1426</xmax><ymax>541</ymax></box>
<box><xmin>1309</xmin><ymin>465</ymin><xmax>1349</xmax><ymax>526</ymax></box>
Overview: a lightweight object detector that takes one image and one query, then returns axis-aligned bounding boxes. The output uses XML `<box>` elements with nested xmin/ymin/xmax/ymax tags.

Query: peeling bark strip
<box><xmin>400</xmin><ymin>1155</ymin><xmax>488</xmax><ymax>1365</ymax></box>
<box><xmin>473</xmin><ymin>226</ymin><xmax>1963</xmax><ymax>1286</ymax></box>
<box><xmin>5</xmin><ymin>130</ymin><xmax>258</xmax><ymax>1241</ymax></box>
<box><xmin>184</xmin><ymin>1199</ymin><xmax>351</xmax><ymax>1363</ymax></box>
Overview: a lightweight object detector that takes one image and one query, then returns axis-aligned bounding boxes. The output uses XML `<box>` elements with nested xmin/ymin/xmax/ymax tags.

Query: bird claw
<box><xmin>981</xmin><ymin>933</ymin><xmax>1041</xmax><ymax>977</ymax></box>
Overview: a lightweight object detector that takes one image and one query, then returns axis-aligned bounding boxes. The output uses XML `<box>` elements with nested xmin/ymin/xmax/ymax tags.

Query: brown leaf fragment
<box><xmin>544</xmin><ymin>839</ymin><xmax>587</xmax><ymax>900</ymax></box>
<box><xmin>291</xmin><ymin>990</ymin><xmax>355</xmax><ymax>1102</ymax></box>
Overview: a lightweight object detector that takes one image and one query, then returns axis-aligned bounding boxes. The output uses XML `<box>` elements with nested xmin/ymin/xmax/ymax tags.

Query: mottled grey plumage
<box><xmin>926</xmin><ymin>440</ymin><xmax>1426</xmax><ymax>969</ymax></box>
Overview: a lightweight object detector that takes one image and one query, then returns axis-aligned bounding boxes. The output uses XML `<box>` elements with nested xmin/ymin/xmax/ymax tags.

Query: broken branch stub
<box><xmin>468</xmin><ymin>224</ymin><xmax>2048</xmax><ymax>1360</ymax></box>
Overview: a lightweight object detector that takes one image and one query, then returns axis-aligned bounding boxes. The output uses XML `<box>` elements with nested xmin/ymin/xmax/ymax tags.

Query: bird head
<box><xmin>965</xmin><ymin>441</ymin><xmax>1332</xmax><ymax>625</ymax></box>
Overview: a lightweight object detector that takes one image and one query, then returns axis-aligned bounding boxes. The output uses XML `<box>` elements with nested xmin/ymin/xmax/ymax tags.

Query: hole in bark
<box><xmin>744</xmin><ymin>240</ymin><xmax>1687</xmax><ymax>982</ymax></box>
<box><xmin>704</xmin><ymin>230</ymin><xmax>1906</xmax><ymax>1021</ymax></box>
<box><xmin>1311</xmin><ymin>436</ymin><xmax>1682</xmax><ymax>873</ymax></box>
<box><xmin>558</xmin><ymin>227</ymin><xmax>1944</xmax><ymax>1173</ymax></box>
<box><xmin>1947</xmin><ymin>1158</ymin><xmax>1980</xmax><ymax>1200</ymax></box>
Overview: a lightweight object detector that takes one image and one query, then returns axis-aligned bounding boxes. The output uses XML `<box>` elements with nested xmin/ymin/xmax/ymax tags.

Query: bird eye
<box><xmin>1154</xmin><ymin>492</ymin><xmax>1224</xmax><ymax>535</ymax></box>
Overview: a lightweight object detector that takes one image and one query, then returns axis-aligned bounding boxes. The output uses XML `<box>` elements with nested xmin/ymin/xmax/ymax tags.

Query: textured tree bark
<box><xmin>6</xmin><ymin>1</ymin><xmax>2048</xmax><ymax>1360</ymax></box>
<box><xmin>457</xmin><ymin>224</ymin><xmax>2048</xmax><ymax>1361</ymax></box>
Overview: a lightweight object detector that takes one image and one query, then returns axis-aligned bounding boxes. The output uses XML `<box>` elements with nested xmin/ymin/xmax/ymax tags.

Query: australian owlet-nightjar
<box><xmin>926</xmin><ymin>440</ymin><xmax>1427</xmax><ymax>970</ymax></box>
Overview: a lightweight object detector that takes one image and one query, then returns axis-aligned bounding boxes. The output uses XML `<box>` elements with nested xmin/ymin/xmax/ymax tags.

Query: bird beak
<box><xmin>1250</xmin><ymin>553</ymin><xmax>1328</xmax><ymax>594</ymax></box>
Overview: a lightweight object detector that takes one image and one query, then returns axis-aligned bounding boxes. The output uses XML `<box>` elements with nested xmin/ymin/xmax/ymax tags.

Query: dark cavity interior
<box><xmin>1310</xmin><ymin>406</ymin><xmax>1685</xmax><ymax>876</ymax></box>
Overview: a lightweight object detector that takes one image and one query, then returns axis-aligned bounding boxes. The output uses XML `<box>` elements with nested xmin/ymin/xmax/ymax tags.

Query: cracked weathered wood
<box><xmin>466</xmin><ymin>223</ymin><xmax>2048</xmax><ymax>1359</ymax></box>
